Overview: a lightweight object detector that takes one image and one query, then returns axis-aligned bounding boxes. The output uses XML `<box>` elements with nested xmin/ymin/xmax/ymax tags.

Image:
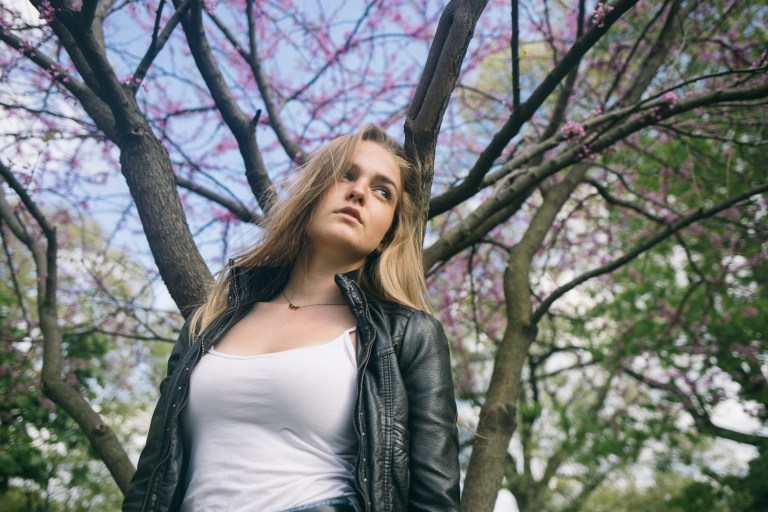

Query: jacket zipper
<box><xmin>348</xmin><ymin>280</ymin><xmax>376</xmax><ymax>512</ymax></box>
<box><xmin>140</xmin><ymin>268</ymin><xmax>242</xmax><ymax>512</ymax></box>
<box><xmin>354</xmin><ymin>328</ymin><xmax>376</xmax><ymax>511</ymax></box>
<box><xmin>139</xmin><ymin>340</ymin><xmax>202</xmax><ymax>512</ymax></box>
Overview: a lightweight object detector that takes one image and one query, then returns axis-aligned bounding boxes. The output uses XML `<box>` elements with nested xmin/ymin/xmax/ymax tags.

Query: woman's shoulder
<box><xmin>376</xmin><ymin>303</ymin><xmax>450</xmax><ymax>373</ymax></box>
<box><xmin>370</xmin><ymin>299</ymin><xmax>445</xmax><ymax>343</ymax></box>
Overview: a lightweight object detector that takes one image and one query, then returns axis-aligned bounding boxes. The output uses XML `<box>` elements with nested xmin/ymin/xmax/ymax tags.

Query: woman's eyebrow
<box><xmin>375</xmin><ymin>174</ymin><xmax>399</xmax><ymax>193</ymax></box>
<box><xmin>350</xmin><ymin>161</ymin><xmax>399</xmax><ymax>193</ymax></box>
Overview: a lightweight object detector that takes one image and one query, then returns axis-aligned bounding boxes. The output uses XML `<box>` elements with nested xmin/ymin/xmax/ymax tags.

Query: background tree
<box><xmin>0</xmin><ymin>211</ymin><xmax>175</xmax><ymax>510</ymax></box>
<box><xmin>1</xmin><ymin>0</ymin><xmax>766</xmax><ymax>510</ymax></box>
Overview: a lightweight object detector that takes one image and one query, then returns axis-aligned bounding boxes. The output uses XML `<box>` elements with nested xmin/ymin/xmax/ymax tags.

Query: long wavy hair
<box><xmin>190</xmin><ymin>125</ymin><xmax>429</xmax><ymax>337</ymax></box>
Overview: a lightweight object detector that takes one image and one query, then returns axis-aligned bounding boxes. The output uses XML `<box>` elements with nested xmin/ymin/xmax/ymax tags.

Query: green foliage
<box><xmin>0</xmin><ymin>217</ymin><xmax>174</xmax><ymax>510</ymax></box>
<box><xmin>582</xmin><ymin>472</ymin><xmax>690</xmax><ymax>512</ymax></box>
<box><xmin>0</xmin><ymin>287</ymin><xmax>123</xmax><ymax>509</ymax></box>
<box><xmin>673</xmin><ymin>443</ymin><xmax>768</xmax><ymax>512</ymax></box>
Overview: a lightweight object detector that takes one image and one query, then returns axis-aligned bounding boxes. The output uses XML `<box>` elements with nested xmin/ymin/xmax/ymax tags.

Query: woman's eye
<box><xmin>376</xmin><ymin>188</ymin><xmax>393</xmax><ymax>201</ymax></box>
<box><xmin>343</xmin><ymin>171</ymin><xmax>353</xmax><ymax>181</ymax></box>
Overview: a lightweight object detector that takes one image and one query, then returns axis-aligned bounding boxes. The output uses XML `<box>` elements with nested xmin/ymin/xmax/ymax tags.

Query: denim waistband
<box><xmin>280</xmin><ymin>495</ymin><xmax>358</xmax><ymax>512</ymax></box>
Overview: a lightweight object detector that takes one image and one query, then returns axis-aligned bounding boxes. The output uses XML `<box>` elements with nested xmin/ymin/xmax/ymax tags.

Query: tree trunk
<box><xmin>461</xmin><ymin>254</ymin><xmax>535</xmax><ymax>511</ymax></box>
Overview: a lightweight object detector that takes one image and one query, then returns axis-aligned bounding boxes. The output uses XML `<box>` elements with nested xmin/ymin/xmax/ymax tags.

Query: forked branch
<box><xmin>428</xmin><ymin>0</ymin><xmax>641</xmax><ymax>218</ymax></box>
<box><xmin>131</xmin><ymin>0</ymin><xmax>193</xmax><ymax>92</ymax></box>
<box><xmin>173</xmin><ymin>0</ymin><xmax>275</xmax><ymax>210</ymax></box>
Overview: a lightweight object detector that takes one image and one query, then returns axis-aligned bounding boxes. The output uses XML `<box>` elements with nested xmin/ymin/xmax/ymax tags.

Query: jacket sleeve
<box><xmin>399</xmin><ymin>311</ymin><xmax>461</xmax><ymax>511</ymax></box>
<box><xmin>122</xmin><ymin>314</ymin><xmax>195</xmax><ymax>511</ymax></box>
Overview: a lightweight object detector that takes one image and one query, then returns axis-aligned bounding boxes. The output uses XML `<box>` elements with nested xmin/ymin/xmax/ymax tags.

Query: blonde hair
<box><xmin>190</xmin><ymin>125</ymin><xmax>430</xmax><ymax>337</ymax></box>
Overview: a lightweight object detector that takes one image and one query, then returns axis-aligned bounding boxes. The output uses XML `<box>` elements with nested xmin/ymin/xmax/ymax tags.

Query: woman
<box><xmin>123</xmin><ymin>125</ymin><xmax>460</xmax><ymax>512</ymax></box>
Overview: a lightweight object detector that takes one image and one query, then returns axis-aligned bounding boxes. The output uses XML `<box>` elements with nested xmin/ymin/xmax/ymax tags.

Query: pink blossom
<box><xmin>591</xmin><ymin>2</ymin><xmax>614</xmax><ymax>28</ymax></box>
<box><xmin>38</xmin><ymin>0</ymin><xmax>55</xmax><ymax>23</ymax></box>
<box><xmin>561</xmin><ymin>120</ymin><xmax>586</xmax><ymax>139</ymax></box>
<box><xmin>660</xmin><ymin>91</ymin><xmax>677</xmax><ymax>108</ymax></box>
<box><xmin>213</xmin><ymin>209</ymin><xmax>238</xmax><ymax>223</ymax></box>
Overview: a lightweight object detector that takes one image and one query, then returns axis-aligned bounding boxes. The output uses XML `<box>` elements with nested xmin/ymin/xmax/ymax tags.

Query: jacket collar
<box><xmin>335</xmin><ymin>270</ymin><xmax>370</xmax><ymax>324</ymax></box>
<box><xmin>226</xmin><ymin>264</ymin><xmax>290</xmax><ymax>308</ymax></box>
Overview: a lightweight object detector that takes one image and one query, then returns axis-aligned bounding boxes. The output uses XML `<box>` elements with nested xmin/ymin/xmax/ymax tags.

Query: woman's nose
<box><xmin>347</xmin><ymin>184</ymin><xmax>366</xmax><ymax>204</ymax></box>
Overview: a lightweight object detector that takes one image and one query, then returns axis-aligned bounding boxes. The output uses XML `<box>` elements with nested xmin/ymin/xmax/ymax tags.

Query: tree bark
<box><xmin>118</xmin><ymin>123</ymin><xmax>213</xmax><ymax>315</ymax></box>
<box><xmin>460</xmin><ymin>255</ymin><xmax>536</xmax><ymax>512</ymax></box>
<box><xmin>50</xmin><ymin>2</ymin><xmax>213</xmax><ymax>315</ymax></box>
<box><xmin>404</xmin><ymin>0</ymin><xmax>489</xmax><ymax>218</ymax></box>
<box><xmin>461</xmin><ymin>164</ymin><xmax>589</xmax><ymax>511</ymax></box>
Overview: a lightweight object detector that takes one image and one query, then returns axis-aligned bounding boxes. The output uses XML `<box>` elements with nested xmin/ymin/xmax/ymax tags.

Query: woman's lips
<box><xmin>336</xmin><ymin>207</ymin><xmax>362</xmax><ymax>224</ymax></box>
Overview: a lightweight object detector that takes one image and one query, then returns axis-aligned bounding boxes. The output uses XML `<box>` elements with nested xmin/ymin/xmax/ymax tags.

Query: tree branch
<box><xmin>0</xmin><ymin>163</ymin><xmax>55</xmax><ymax>244</ymax></box>
<box><xmin>428</xmin><ymin>0</ymin><xmax>641</xmax><ymax>218</ymax></box>
<box><xmin>44</xmin><ymin>5</ymin><xmax>106</xmax><ymax>98</ymax></box>
<box><xmin>72</xmin><ymin>327</ymin><xmax>176</xmax><ymax>344</ymax></box>
<box><xmin>583</xmin><ymin>177</ymin><xmax>666</xmax><ymax>223</ymax></box>
<box><xmin>533</xmin><ymin>183</ymin><xmax>768</xmax><ymax>323</ymax></box>
<box><xmin>425</xmin><ymin>78</ymin><xmax>768</xmax><ymax>270</ymax></box>
<box><xmin>0</xmin><ymin>29</ymin><xmax>117</xmax><ymax>139</ymax></box>
<box><xmin>620</xmin><ymin>0</ymin><xmax>684</xmax><ymax>106</ymax></box>
<box><xmin>0</xmin><ymin>221</ymin><xmax>31</xmax><ymax>329</ymax></box>
<box><xmin>601</xmin><ymin>0</ymin><xmax>668</xmax><ymax>104</ymax></box>
<box><xmin>510</xmin><ymin>0</ymin><xmax>520</xmax><ymax>114</ymax></box>
<box><xmin>50</xmin><ymin>0</ymin><xmax>130</xmax><ymax>118</ymax></box>
<box><xmin>174</xmin><ymin>175</ymin><xmax>261</xmax><ymax>224</ymax></box>
<box><xmin>560</xmin><ymin>471</ymin><xmax>612</xmax><ymax>512</ymax></box>
<box><xmin>37</xmin><ymin>1</ymin><xmax>215</xmax><ymax>314</ymax></box>
<box><xmin>130</xmin><ymin>0</ymin><xmax>193</xmax><ymax>93</ymax></box>
<box><xmin>173</xmin><ymin>0</ymin><xmax>275</xmax><ymax>210</ymax></box>
<box><xmin>207</xmin><ymin>3</ymin><xmax>305</xmax><ymax>162</ymax></box>
<box><xmin>404</xmin><ymin>0</ymin><xmax>490</xmax><ymax>215</ymax></box>
<box><xmin>0</xmin><ymin>160</ymin><xmax>136</xmax><ymax>492</ymax></box>
<box><xmin>0</xmin><ymin>187</ymin><xmax>33</xmax><ymax>248</ymax></box>
<box><xmin>80</xmin><ymin>0</ymin><xmax>99</xmax><ymax>28</ymax></box>
<box><xmin>424</xmin><ymin>189</ymin><xmax>531</xmax><ymax>272</ymax></box>
<box><xmin>529</xmin><ymin>0</ymin><xmax>585</xmax><ymax>168</ymax></box>
<box><xmin>283</xmin><ymin>0</ymin><xmax>379</xmax><ymax>104</ymax></box>
<box><xmin>621</xmin><ymin>365</ymin><xmax>768</xmax><ymax>446</ymax></box>
<box><xmin>517</xmin><ymin>163</ymin><xmax>591</xmax><ymax>264</ymax></box>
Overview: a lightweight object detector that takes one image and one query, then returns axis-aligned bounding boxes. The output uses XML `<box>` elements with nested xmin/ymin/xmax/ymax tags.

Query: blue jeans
<box><xmin>280</xmin><ymin>495</ymin><xmax>359</xmax><ymax>512</ymax></box>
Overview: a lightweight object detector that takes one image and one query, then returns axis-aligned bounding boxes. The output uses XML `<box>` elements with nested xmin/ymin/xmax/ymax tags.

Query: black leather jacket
<box><xmin>123</xmin><ymin>266</ymin><xmax>460</xmax><ymax>512</ymax></box>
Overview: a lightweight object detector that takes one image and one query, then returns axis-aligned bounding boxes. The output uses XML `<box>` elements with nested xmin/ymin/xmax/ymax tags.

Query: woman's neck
<box><xmin>280</xmin><ymin>252</ymin><xmax>356</xmax><ymax>306</ymax></box>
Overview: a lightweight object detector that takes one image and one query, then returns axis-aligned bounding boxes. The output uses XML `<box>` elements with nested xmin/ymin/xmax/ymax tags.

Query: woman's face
<box><xmin>308</xmin><ymin>141</ymin><xmax>402</xmax><ymax>267</ymax></box>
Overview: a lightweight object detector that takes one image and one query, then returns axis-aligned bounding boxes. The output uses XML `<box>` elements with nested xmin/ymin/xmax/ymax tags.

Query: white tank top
<box><xmin>180</xmin><ymin>328</ymin><xmax>358</xmax><ymax>512</ymax></box>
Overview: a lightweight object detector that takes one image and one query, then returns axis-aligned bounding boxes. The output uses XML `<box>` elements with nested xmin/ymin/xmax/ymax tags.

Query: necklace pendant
<box><xmin>288</xmin><ymin>303</ymin><xmax>300</xmax><ymax>310</ymax></box>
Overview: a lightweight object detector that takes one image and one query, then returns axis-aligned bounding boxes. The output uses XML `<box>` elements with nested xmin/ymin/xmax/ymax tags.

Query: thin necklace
<box><xmin>281</xmin><ymin>290</ymin><xmax>345</xmax><ymax>310</ymax></box>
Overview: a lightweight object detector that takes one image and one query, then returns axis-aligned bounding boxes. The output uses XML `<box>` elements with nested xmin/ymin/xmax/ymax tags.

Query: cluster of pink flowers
<box><xmin>45</xmin><ymin>65</ymin><xmax>70</xmax><ymax>84</ymax></box>
<box><xmin>560</xmin><ymin>119</ymin><xmax>586</xmax><ymax>139</ymax></box>
<box><xmin>122</xmin><ymin>75</ymin><xmax>140</xmax><ymax>86</ymax></box>
<box><xmin>122</xmin><ymin>75</ymin><xmax>149</xmax><ymax>92</ymax></box>
<box><xmin>38</xmin><ymin>0</ymin><xmax>56</xmax><ymax>23</ymax></box>
<box><xmin>203</xmin><ymin>0</ymin><xmax>218</xmax><ymax>14</ymax></box>
<box><xmin>659</xmin><ymin>91</ymin><xmax>678</xmax><ymax>108</ymax></box>
<box><xmin>591</xmin><ymin>2</ymin><xmax>614</xmax><ymax>28</ymax></box>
